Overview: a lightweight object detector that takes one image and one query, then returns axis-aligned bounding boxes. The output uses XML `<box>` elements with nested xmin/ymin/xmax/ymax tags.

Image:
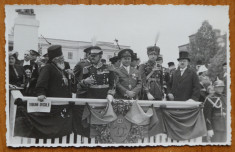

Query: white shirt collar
<box><xmin>180</xmin><ymin>67</ymin><xmax>187</xmax><ymax>76</ymax></box>
<box><xmin>23</xmin><ymin>60</ymin><xmax>30</xmax><ymax>66</ymax></box>
<box><xmin>180</xmin><ymin>67</ymin><xmax>187</xmax><ymax>71</ymax></box>
<box><xmin>122</xmin><ymin>64</ymin><xmax>130</xmax><ymax>74</ymax></box>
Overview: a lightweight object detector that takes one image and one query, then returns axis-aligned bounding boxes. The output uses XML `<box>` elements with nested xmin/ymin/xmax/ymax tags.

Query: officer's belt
<box><xmin>148</xmin><ymin>78</ymin><xmax>160</xmax><ymax>82</ymax></box>
<box><xmin>90</xmin><ymin>84</ymin><xmax>109</xmax><ymax>89</ymax></box>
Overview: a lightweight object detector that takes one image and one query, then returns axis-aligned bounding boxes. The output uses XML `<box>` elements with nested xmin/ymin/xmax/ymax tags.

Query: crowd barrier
<box><xmin>8</xmin><ymin>90</ymin><xmax>203</xmax><ymax>146</ymax></box>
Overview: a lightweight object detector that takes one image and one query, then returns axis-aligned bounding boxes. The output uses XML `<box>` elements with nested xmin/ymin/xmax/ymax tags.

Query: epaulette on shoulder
<box><xmin>84</xmin><ymin>64</ymin><xmax>92</xmax><ymax>69</ymax></box>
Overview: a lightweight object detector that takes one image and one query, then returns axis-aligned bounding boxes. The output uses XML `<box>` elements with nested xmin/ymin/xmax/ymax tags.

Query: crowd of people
<box><xmin>8</xmin><ymin>44</ymin><xmax>228</xmax><ymax>142</ymax></box>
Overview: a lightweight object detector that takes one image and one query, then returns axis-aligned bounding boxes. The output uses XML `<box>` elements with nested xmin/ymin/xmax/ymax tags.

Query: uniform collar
<box><xmin>92</xmin><ymin>61</ymin><xmax>103</xmax><ymax>69</ymax></box>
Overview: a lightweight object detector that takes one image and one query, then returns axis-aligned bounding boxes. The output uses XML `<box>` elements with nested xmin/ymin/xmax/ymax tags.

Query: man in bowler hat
<box><xmin>168</xmin><ymin>51</ymin><xmax>200</xmax><ymax>101</ymax></box>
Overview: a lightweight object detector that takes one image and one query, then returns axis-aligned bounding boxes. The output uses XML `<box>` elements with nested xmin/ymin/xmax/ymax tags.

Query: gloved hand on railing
<box><xmin>186</xmin><ymin>99</ymin><xmax>197</xmax><ymax>102</ymax></box>
<box><xmin>167</xmin><ymin>93</ymin><xmax>174</xmax><ymax>101</ymax></box>
<box><xmin>207</xmin><ymin>130</ymin><xmax>214</xmax><ymax>142</ymax></box>
<box><xmin>37</xmin><ymin>95</ymin><xmax>46</xmax><ymax>102</ymax></box>
<box><xmin>147</xmin><ymin>93</ymin><xmax>154</xmax><ymax>100</ymax></box>
<box><xmin>107</xmin><ymin>94</ymin><xmax>114</xmax><ymax>102</ymax></box>
<box><xmin>125</xmin><ymin>91</ymin><xmax>136</xmax><ymax>99</ymax></box>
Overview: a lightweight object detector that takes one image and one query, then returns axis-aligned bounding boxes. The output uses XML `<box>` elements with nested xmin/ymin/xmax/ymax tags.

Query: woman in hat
<box><xmin>9</xmin><ymin>51</ymin><xmax>25</xmax><ymax>88</ymax></box>
<box><xmin>115</xmin><ymin>49</ymin><xmax>142</xmax><ymax>99</ymax></box>
<box><xmin>139</xmin><ymin>46</ymin><xmax>164</xmax><ymax>100</ymax></box>
<box><xmin>197</xmin><ymin>65</ymin><xmax>212</xmax><ymax>102</ymax></box>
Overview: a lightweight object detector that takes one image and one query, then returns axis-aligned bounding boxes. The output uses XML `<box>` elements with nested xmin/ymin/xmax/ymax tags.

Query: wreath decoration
<box><xmin>93</xmin><ymin>100</ymin><xmax>146</xmax><ymax>143</ymax></box>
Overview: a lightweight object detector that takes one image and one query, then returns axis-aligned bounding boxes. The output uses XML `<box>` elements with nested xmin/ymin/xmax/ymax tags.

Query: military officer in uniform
<box><xmin>73</xmin><ymin>47</ymin><xmax>93</xmax><ymax>98</ymax></box>
<box><xmin>115</xmin><ymin>49</ymin><xmax>142</xmax><ymax>99</ymax></box>
<box><xmin>79</xmin><ymin>46</ymin><xmax>115</xmax><ymax>100</ymax></box>
<box><xmin>139</xmin><ymin>46</ymin><xmax>164</xmax><ymax>100</ymax></box>
<box><xmin>203</xmin><ymin>78</ymin><xmax>227</xmax><ymax>142</ymax></box>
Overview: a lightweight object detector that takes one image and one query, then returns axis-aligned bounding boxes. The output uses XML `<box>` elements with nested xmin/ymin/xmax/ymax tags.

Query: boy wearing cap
<box><xmin>79</xmin><ymin>46</ymin><xmax>115</xmax><ymax>100</ymax></box>
<box><xmin>203</xmin><ymin>78</ymin><xmax>227</xmax><ymax>142</ymax></box>
<box><xmin>115</xmin><ymin>49</ymin><xmax>142</xmax><ymax>99</ymax></box>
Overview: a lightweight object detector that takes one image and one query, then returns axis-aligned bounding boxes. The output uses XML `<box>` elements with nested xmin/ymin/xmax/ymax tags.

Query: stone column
<box><xmin>13</xmin><ymin>9</ymin><xmax>40</xmax><ymax>59</ymax></box>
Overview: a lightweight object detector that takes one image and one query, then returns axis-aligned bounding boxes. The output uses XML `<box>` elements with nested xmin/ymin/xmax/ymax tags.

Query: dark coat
<box><xmin>170</xmin><ymin>67</ymin><xmax>200</xmax><ymax>101</ymax></box>
<box><xmin>64</xmin><ymin>61</ymin><xmax>70</xmax><ymax>70</ymax></box>
<box><xmin>9</xmin><ymin>65</ymin><xmax>25</xmax><ymax>87</ymax></box>
<box><xmin>115</xmin><ymin>66</ymin><xmax>142</xmax><ymax>99</ymax></box>
<box><xmin>203</xmin><ymin>93</ymin><xmax>227</xmax><ymax>142</ymax></box>
<box><xmin>35</xmin><ymin>63</ymin><xmax>72</xmax><ymax>98</ymax></box>
<box><xmin>73</xmin><ymin>60</ymin><xmax>91</xmax><ymax>98</ymax></box>
<box><xmin>73</xmin><ymin>59</ymin><xmax>91</xmax><ymax>81</ymax></box>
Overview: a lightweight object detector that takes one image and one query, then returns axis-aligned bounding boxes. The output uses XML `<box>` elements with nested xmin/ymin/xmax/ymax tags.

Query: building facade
<box><xmin>8</xmin><ymin>34</ymin><xmax>130</xmax><ymax>68</ymax></box>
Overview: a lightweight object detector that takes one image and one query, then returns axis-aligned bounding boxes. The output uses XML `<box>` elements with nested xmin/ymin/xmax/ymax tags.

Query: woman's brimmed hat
<box><xmin>109</xmin><ymin>56</ymin><xmax>119</xmax><ymax>64</ymax></box>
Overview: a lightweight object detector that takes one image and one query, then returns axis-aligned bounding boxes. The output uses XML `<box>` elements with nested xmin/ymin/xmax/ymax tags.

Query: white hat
<box><xmin>8</xmin><ymin>50</ymin><xmax>18</xmax><ymax>56</ymax></box>
<box><xmin>197</xmin><ymin>65</ymin><xmax>208</xmax><ymax>75</ymax></box>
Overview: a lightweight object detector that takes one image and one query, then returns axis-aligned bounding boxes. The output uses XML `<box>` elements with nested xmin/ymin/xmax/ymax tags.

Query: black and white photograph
<box><xmin>5</xmin><ymin>5</ymin><xmax>230</xmax><ymax>147</ymax></box>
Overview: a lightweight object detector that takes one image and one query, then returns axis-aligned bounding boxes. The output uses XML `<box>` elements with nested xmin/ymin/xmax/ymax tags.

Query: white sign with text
<box><xmin>27</xmin><ymin>100</ymin><xmax>51</xmax><ymax>113</ymax></box>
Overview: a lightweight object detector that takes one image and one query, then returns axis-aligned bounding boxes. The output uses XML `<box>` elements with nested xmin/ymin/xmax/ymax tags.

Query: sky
<box><xmin>5</xmin><ymin>5</ymin><xmax>229</xmax><ymax>67</ymax></box>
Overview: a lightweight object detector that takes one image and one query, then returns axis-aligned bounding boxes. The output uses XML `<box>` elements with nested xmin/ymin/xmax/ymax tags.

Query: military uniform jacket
<box><xmin>35</xmin><ymin>63</ymin><xmax>72</xmax><ymax>98</ymax></box>
<box><xmin>170</xmin><ymin>67</ymin><xmax>200</xmax><ymax>101</ymax></box>
<box><xmin>203</xmin><ymin>93</ymin><xmax>227</xmax><ymax>131</ymax></box>
<box><xmin>74</xmin><ymin>59</ymin><xmax>91</xmax><ymax>81</ymax></box>
<box><xmin>115</xmin><ymin>66</ymin><xmax>142</xmax><ymax>99</ymax></box>
<box><xmin>138</xmin><ymin>61</ymin><xmax>164</xmax><ymax>100</ymax></box>
<box><xmin>80</xmin><ymin>63</ymin><xmax>115</xmax><ymax>99</ymax></box>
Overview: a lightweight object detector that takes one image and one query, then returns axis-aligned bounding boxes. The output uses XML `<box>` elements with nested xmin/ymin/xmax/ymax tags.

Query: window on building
<box><xmin>68</xmin><ymin>52</ymin><xmax>73</xmax><ymax>59</ymax></box>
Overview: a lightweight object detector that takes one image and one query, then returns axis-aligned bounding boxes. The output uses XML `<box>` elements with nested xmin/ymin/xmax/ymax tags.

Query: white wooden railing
<box><xmin>8</xmin><ymin>90</ymin><xmax>203</xmax><ymax>146</ymax></box>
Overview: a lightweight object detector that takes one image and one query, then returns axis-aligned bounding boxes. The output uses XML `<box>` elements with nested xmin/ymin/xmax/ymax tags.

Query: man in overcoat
<box><xmin>168</xmin><ymin>51</ymin><xmax>200</xmax><ymax>101</ymax></box>
<box><xmin>36</xmin><ymin>45</ymin><xmax>73</xmax><ymax>101</ymax></box>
